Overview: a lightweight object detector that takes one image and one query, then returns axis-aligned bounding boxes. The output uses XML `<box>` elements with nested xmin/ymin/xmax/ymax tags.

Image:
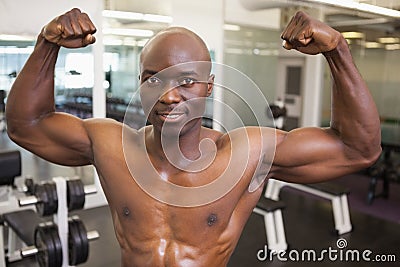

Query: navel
<box><xmin>207</xmin><ymin>213</ymin><xmax>218</xmax><ymax>226</ymax></box>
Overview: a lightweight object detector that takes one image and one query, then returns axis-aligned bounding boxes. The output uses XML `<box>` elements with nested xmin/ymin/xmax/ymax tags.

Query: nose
<box><xmin>159</xmin><ymin>86</ymin><xmax>181</xmax><ymax>104</ymax></box>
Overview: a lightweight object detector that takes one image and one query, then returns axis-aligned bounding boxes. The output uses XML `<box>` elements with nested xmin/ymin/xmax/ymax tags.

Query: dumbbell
<box><xmin>68</xmin><ymin>216</ymin><xmax>100</xmax><ymax>265</ymax></box>
<box><xmin>21</xmin><ymin>217</ymin><xmax>99</xmax><ymax>267</ymax></box>
<box><xmin>19</xmin><ymin>179</ymin><xmax>97</xmax><ymax>216</ymax></box>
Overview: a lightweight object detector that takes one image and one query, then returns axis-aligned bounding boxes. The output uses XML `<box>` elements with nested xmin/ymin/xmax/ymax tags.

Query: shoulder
<box><xmin>220</xmin><ymin>126</ymin><xmax>278</xmax><ymax>144</ymax></box>
<box><xmin>83</xmin><ymin>118</ymin><xmax>140</xmax><ymax>145</ymax></box>
<box><xmin>82</xmin><ymin>118</ymin><xmax>142</xmax><ymax>158</ymax></box>
<box><xmin>83</xmin><ymin>118</ymin><xmax>123</xmax><ymax>135</ymax></box>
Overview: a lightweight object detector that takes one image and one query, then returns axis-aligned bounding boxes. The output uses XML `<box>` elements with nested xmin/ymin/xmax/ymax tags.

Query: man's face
<box><xmin>139</xmin><ymin>30</ymin><xmax>213</xmax><ymax>137</ymax></box>
<box><xmin>140</xmin><ymin>62</ymin><xmax>213</xmax><ymax>137</ymax></box>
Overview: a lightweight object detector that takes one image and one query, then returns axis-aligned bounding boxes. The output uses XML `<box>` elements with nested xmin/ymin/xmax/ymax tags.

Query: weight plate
<box><xmin>68</xmin><ymin>218</ymin><xmax>83</xmax><ymax>265</ymax></box>
<box><xmin>44</xmin><ymin>183</ymin><xmax>58</xmax><ymax>215</ymax></box>
<box><xmin>49</xmin><ymin>182</ymin><xmax>59</xmax><ymax>214</ymax></box>
<box><xmin>76</xmin><ymin>180</ymin><xmax>86</xmax><ymax>209</ymax></box>
<box><xmin>34</xmin><ymin>222</ymin><xmax>60</xmax><ymax>267</ymax></box>
<box><xmin>67</xmin><ymin>180</ymin><xmax>85</xmax><ymax>211</ymax></box>
<box><xmin>47</xmin><ymin>222</ymin><xmax>63</xmax><ymax>267</ymax></box>
<box><xmin>35</xmin><ymin>184</ymin><xmax>49</xmax><ymax>216</ymax></box>
<box><xmin>67</xmin><ymin>180</ymin><xmax>78</xmax><ymax>211</ymax></box>
<box><xmin>74</xmin><ymin>218</ymin><xmax>89</xmax><ymax>264</ymax></box>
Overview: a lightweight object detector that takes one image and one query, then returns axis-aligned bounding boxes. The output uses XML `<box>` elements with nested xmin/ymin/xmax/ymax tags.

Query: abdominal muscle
<box><xmin>112</xmin><ymin>210</ymin><xmax>238</xmax><ymax>267</ymax></box>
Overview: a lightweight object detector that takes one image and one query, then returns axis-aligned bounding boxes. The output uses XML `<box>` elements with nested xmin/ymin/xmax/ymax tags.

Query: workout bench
<box><xmin>265</xmin><ymin>179</ymin><xmax>352</xmax><ymax>235</ymax></box>
<box><xmin>253</xmin><ymin>197</ymin><xmax>287</xmax><ymax>252</ymax></box>
<box><xmin>0</xmin><ymin>150</ymin><xmax>29</xmax><ymax>264</ymax></box>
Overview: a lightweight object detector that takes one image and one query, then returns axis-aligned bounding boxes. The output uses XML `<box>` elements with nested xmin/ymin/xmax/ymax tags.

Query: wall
<box><xmin>225</xmin><ymin>0</ymin><xmax>281</xmax><ymax>29</ymax></box>
<box><xmin>0</xmin><ymin>0</ymin><xmax>102</xmax><ymax>37</ymax></box>
<box><xmin>321</xmin><ymin>46</ymin><xmax>400</xmax><ymax>125</ymax></box>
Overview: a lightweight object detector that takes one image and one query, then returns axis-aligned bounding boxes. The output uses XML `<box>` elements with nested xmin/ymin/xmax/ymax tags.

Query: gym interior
<box><xmin>0</xmin><ymin>0</ymin><xmax>399</xmax><ymax>266</ymax></box>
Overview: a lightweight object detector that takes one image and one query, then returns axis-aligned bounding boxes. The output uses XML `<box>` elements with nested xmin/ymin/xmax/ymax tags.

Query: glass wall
<box><xmin>103</xmin><ymin>42</ymin><xmax>145</xmax><ymax>128</ymax></box>
<box><xmin>0</xmin><ymin>41</ymin><xmax>34</xmax><ymax>92</ymax></box>
<box><xmin>224</xmin><ymin>25</ymin><xmax>281</xmax><ymax>103</ymax></box>
<box><xmin>0</xmin><ymin>41</ymin><xmax>94</xmax><ymax>118</ymax></box>
<box><xmin>321</xmin><ymin>39</ymin><xmax>400</xmax><ymax>126</ymax></box>
<box><xmin>56</xmin><ymin>46</ymin><xmax>94</xmax><ymax>118</ymax></box>
<box><xmin>223</xmin><ymin>25</ymin><xmax>281</xmax><ymax>128</ymax></box>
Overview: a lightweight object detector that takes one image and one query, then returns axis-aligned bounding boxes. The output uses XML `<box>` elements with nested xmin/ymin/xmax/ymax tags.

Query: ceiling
<box><xmin>239</xmin><ymin>0</ymin><xmax>400</xmax><ymax>47</ymax></box>
<box><xmin>324</xmin><ymin>1</ymin><xmax>400</xmax><ymax>41</ymax></box>
<box><xmin>105</xmin><ymin>0</ymin><xmax>400</xmax><ymax>48</ymax></box>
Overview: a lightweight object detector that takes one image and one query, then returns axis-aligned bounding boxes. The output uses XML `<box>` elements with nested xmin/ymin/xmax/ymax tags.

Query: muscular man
<box><xmin>6</xmin><ymin>8</ymin><xmax>381</xmax><ymax>267</ymax></box>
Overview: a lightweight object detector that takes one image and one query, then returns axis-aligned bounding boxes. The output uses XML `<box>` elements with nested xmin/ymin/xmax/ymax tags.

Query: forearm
<box><xmin>6</xmin><ymin>34</ymin><xmax>60</xmax><ymax>131</ymax></box>
<box><xmin>325</xmin><ymin>37</ymin><xmax>381</xmax><ymax>160</ymax></box>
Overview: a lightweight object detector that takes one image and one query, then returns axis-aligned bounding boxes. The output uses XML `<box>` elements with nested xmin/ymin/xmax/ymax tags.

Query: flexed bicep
<box><xmin>8</xmin><ymin>112</ymin><xmax>94</xmax><ymax>166</ymax></box>
<box><xmin>269</xmin><ymin>127</ymin><xmax>363</xmax><ymax>184</ymax></box>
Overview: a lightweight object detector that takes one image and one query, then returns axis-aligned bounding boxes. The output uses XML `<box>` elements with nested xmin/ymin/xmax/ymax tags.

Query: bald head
<box><xmin>140</xmin><ymin>27</ymin><xmax>211</xmax><ymax>73</ymax></box>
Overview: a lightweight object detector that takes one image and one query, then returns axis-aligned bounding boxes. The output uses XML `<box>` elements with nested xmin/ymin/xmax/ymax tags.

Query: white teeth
<box><xmin>164</xmin><ymin>114</ymin><xmax>180</xmax><ymax>119</ymax></box>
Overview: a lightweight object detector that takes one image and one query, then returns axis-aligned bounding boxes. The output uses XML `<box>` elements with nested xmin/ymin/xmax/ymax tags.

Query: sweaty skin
<box><xmin>6</xmin><ymin>8</ymin><xmax>381</xmax><ymax>267</ymax></box>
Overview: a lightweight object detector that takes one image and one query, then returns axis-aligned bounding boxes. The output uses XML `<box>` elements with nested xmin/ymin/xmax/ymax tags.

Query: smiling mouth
<box><xmin>158</xmin><ymin>112</ymin><xmax>186</xmax><ymax>121</ymax></box>
<box><xmin>165</xmin><ymin>114</ymin><xmax>181</xmax><ymax>119</ymax></box>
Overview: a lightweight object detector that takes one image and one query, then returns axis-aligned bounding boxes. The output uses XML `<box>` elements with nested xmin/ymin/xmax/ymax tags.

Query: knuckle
<box><xmin>70</xmin><ymin>8</ymin><xmax>81</xmax><ymax>14</ymax></box>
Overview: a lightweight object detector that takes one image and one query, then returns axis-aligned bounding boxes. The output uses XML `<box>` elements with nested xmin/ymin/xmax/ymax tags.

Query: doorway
<box><xmin>276</xmin><ymin>57</ymin><xmax>305</xmax><ymax>131</ymax></box>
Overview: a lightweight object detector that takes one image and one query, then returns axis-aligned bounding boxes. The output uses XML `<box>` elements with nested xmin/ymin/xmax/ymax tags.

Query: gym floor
<box><xmin>1</xmin><ymin>131</ymin><xmax>399</xmax><ymax>267</ymax></box>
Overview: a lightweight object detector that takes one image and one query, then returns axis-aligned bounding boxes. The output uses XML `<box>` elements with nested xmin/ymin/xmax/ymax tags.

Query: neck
<box><xmin>149</xmin><ymin>120</ymin><xmax>203</xmax><ymax>165</ymax></box>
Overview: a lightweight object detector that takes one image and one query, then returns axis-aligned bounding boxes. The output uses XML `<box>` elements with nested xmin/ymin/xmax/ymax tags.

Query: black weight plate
<box><xmin>74</xmin><ymin>218</ymin><xmax>89</xmax><ymax>264</ymax></box>
<box><xmin>49</xmin><ymin>182</ymin><xmax>59</xmax><ymax>214</ymax></box>
<box><xmin>44</xmin><ymin>183</ymin><xmax>58</xmax><ymax>215</ymax></box>
<box><xmin>68</xmin><ymin>218</ymin><xmax>83</xmax><ymax>265</ymax></box>
<box><xmin>68</xmin><ymin>180</ymin><xmax>85</xmax><ymax>211</ymax></box>
<box><xmin>76</xmin><ymin>180</ymin><xmax>86</xmax><ymax>210</ymax></box>
<box><xmin>47</xmin><ymin>222</ymin><xmax>63</xmax><ymax>267</ymax></box>
<box><xmin>34</xmin><ymin>184</ymin><xmax>48</xmax><ymax>216</ymax></box>
<box><xmin>34</xmin><ymin>223</ymin><xmax>56</xmax><ymax>267</ymax></box>
<box><xmin>67</xmin><ymin>180</ymin><xmax>77</xmax><ymax>211</ymax></box>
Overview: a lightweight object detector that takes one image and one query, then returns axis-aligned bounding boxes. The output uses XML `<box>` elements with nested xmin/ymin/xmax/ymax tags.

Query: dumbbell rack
<box><xmin>8</xmin><ymin>177</ymin><xmax>98</xmax><ymax>267</ymax></box>
<box><xmin>25</xmin><ymin>177</ymin><xmax>98</xmax><ymax>267</ymax></box>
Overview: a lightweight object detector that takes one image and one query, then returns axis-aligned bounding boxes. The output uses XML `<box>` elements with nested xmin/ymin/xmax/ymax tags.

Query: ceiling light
<box><xmin>102</xmin><ymin>10</ymin><xmax>143</xmax><ymax>20</ymax></box>
<box><xmin>102</xmin><ymin>10</ymin><xmax>172</xmax><ymax>23</ymax></box>
<box><xmin>341</xmin><ymin>32</ymin><xmax>365</xmax><ymax>39</ymax></box>
<box><xmin>224</xmin><ymin>24</ymin><xmax>241</xmax><ymax>31</ymax></box>
<box><xmin>307</xmin><ymin>0</ymin><xmax>400</xmax><ymax>18</ymax></box>
<box><xmin>385</xmin><ymin>44</ymin><xmax>400</xmax><ymax>50</ymax></box>
<box><xmin>103</xmin><ymin>28</ymin><xmax>154</xmax><ymax>37</ymax></box>
<box><xmin>377</xmin><ymin>37</ymin><xmax>400</xmax><ymax>44</ymax></box>
<box><xmin>364</xmin><ymin>42</ymin><xmax>383</xmax><ymax>48</ymax></box>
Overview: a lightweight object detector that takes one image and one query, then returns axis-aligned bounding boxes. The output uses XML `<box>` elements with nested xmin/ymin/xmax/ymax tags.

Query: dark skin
<box><xmin>6</xmin><ymin>8</ymin><xmax>381</xmax><ymax>267</ymax></box>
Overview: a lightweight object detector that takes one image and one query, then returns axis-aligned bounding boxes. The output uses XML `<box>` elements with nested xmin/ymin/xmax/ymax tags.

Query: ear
<box><xmin>206</xmin><ymin>74</ymin><xmax>215</xmax><ymax>96</ymax></box>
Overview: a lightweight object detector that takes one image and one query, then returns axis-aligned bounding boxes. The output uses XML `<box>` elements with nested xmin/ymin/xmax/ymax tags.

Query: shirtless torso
<box><xmin>91</xmin><ymin>121</ymin><xmax>269</xmax><ymax>266</ymax></box>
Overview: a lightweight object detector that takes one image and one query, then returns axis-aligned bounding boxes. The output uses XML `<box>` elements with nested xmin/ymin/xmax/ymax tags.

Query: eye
<box><xmin>179</xmin><ymin>77</ymin><xmax>196</xmax><ymax>87</ymax></box>
<box><xmin>146</xmin><ymin>76</ymin><xmax>162</xmax><ymax>86</ymax></box>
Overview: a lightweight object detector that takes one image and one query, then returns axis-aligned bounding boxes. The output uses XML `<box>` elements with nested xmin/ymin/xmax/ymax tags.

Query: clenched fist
<box><xmin>41</xmin><ymin>8</ymin><xmax>96</xmax><ymax>48</ymax></box>
<box><xmin>281</xmin><ymin>11</ymin><xmax>342</xmax><ymax>55</ymax></box>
